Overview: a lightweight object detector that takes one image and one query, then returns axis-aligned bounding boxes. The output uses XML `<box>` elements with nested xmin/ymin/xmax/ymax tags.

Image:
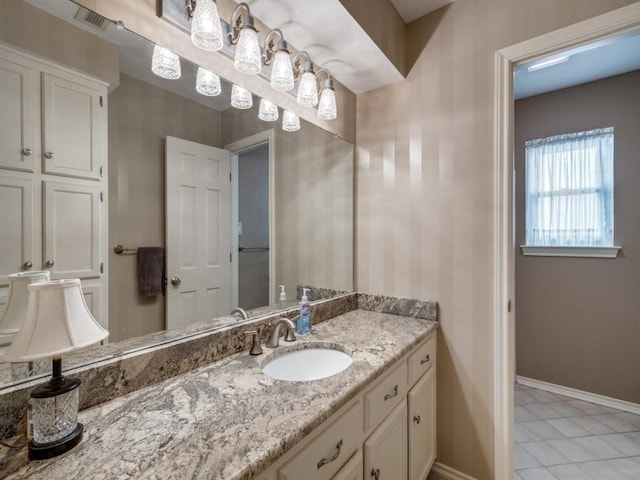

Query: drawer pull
<box><xmin>413</xmin><ymin>415</ymin><xmax>421</xmax><ymax>424</ymax></box>
<box><xmin>371</xmin><ymin>468</ymin><xmax>380</xmax><ymax>479</ymax></box>
<box><xmin>420</xmin><ymin>354</ymin><xmax>431</xmax><ymax>365</ymax></box>
<box><xmin>384</xmin><ymin>385</ymin><xmax>398</xmax><ymax>401</ymax></box>
<box><xmin>317</xmin><ymin>439</ymin><xmax>343</xmax><ymax>469</ymax></box>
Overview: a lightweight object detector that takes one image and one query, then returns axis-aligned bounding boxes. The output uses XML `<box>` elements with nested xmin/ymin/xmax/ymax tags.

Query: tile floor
<box><xmin>515</xmin><ymin>382</ymin><xmax>640</xmax><ymax>479</ymax></box>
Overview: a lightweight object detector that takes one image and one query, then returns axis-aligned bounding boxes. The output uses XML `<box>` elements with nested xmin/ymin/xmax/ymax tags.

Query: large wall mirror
<box><xmin>0</xmin><ymin>0</ymin><xmax>353</xmax><ymax>388</ymax></box>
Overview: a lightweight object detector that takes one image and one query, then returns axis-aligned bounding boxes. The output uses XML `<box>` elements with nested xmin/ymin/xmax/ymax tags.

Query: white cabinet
<box><xmin>364</xmin><ymin>401</ymin><xmax>407</xmax><ymax>480</ymax></box>
<box><xmin>408</xmin><ymin>367</ymin><xmax>436</xmax><ymax>480</ymax></box>
<box><xmin>0</xmin><ymin>44</ymin><xmax>108</xmax><ymax>334</ymax></box>
<box><xmin>260</xmin><ymin>332</ymin><xmax>437</xmax><ymax>480</ymax></box>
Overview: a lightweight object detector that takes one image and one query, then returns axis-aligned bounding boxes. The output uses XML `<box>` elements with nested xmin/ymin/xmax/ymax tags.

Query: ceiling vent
<box><xmin>74</xmin><ymin>6</ymin><xmax>109</xmax><ymax>32</ymax></box>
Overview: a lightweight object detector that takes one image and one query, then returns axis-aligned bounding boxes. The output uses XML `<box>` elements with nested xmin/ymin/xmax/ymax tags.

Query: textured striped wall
<box><xmin>356</xmin><ymin>1</ymin><xmax>637</xmax><ymax>478</ymax></box>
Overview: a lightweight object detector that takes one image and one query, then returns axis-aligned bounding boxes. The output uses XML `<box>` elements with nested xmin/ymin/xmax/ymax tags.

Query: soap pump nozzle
<box><xmin>278</xmin><ymin>285</ymin><xmax>287</xmax><ymax>307</ymax></box>
<box><xmin>301</xmin><ymin>288</ymin><xmax>310</xmax><ymax>304</ymax></box>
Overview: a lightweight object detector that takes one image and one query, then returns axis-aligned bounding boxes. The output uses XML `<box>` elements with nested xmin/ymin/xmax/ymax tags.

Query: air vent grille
<box><xmin>74</xmin><ymin>7</ymin><xmax>109</xmax><ymax>32</ymax></box>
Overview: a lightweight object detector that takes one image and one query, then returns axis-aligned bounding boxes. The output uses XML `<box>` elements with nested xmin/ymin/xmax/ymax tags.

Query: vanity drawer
<box><xmin>278</xmin><ymin>400</ymin><xmax>363</xmax><ymax>480</ymax></box>
<box><xmin>364</xmin><ymin>362</ymin><xmax>407</xmax><ymax>430</ymax></box>
<box><xmin>408</xmin><ymin>334</ymin><xmax>436</xmax><ymax>387</ymax></box>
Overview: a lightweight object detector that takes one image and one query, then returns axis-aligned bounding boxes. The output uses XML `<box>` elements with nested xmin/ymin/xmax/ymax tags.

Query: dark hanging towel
<box><xmin>137</xmin><ymin>247</ymin><xmax>165</xmax><ymax>296</ymax></box>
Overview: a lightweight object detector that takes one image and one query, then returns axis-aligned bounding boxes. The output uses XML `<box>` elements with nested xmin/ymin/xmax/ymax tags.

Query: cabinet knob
<box><xmin>371</xmin><ymin>468</ymin><xmax>380</xmax><ymax>480</ymax></box>
<box><xmin>170</xmin><ymin>276</ymin><xmax>181</xmax><ymax>286</ymax></box>
<box><xmin>22</xmin><ymin>148</ymin><xmax>33</xmax><ymax>156</ymax></box>
<box><xmin>44</xmin><ymin>152</ymin><xmax>55</xmax><ymax>159</ymax></box>
<box><xmin>23</xmin><ymin>261</ymin><xmax>33</xmax><ymax>270</ymax></box>
<box><xmin>45</xmin><ymin>260</ymin><xmax>55</xmax><ymax>268</ymax></box>
<box><xmin>413</xmin><ymin>415</ymin><xmax>421</xmax><ymax>424</ymax></box>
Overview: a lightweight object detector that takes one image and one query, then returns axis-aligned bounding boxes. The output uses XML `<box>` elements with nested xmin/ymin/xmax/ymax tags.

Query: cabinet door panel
<box><xmin>0</xmin><ymin>56</ymin><xmax>35</xmax><ymax>172</ymax></box>
<box><xmin>332</xmin><ymin>451</ymin><xmax>363</xmax><ymax>480</ymax></box>
<box><xmin>0</xmin><ymin>177</ymin><xmax>36</xmax><ymax>286</ymax></box>
<box><xmin>408</xmin><ymin>368</ymin><xmax>436</xmax><ymax>480</ymax></box>
<box><xmin>364</xmin><ymin>401</ymin><xmax>407</xmax><ymax>480</ymax></box>
<box><xmin>43</xmin><ymin>181</ymin><xmax>100</xmax><ymax>279</ymax></box>
<box><xmin>42</xmin><ymin>73</ymin><xmax>103</xmax><ymax>180</ymax></box>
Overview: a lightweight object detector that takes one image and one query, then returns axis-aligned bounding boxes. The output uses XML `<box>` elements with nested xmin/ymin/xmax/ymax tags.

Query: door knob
<box><xmin>23</xmin><ymin>261</ymin><xmax>33</xmax><ymax>270</ymax></box>
<box><xmin>170</xmin><ymin>276</ymin><xmax>181</xmax><ymax>286</ymax></box>
<box><xmin>45</xmin><ymin>260</ymin><xmax>55</xmax><ymax>268</ymax></box>
<box><xmin>44</xmin><ymin>152</ymin><xmax>55</xmax><ymax>159</ymax></box>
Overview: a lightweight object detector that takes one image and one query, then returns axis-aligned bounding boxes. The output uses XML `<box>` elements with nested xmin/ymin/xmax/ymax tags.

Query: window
<box><xmin>524</xmin><ymin>127</ymin><xmax>614</xmax><ymax>248</ymax></box>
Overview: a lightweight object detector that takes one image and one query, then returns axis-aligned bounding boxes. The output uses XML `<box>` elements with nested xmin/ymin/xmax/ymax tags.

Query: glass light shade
<box><xmin>270</xmin><ymin>50</ymin><xmax>294</xmax><ymax>91</ymax></box>
<box><xmin>297</xmin><ymin>71</ymin><xmax>318</xmax><ymax>107</ymax></box>
<box><xmin>196</xmin><ymin>67</ymin><xmax>221</xmax><ymax>96</ymax></box>
<box><xmin>231</xmin><ymin>84</ymin><xmax>253</xmax><ymax>109</ymax></box>
<box><xmin>234</xmin><ymin>28</ymin><xmax>261</xmax><ymax>75</ymax></box>
<box><xmin>282</xmin><ymin>110</ymin><xmax>300</xmax><ymax>132</ymax></box>
<box><xmin>190</xmin><ymin>0</ymin><xmax>223</xmax><ymax>51</ymax></box>
<box><xmin>0</xmin><ymin>271</ymin><xmax>50</xmax><ymax>338</ymax></box>
<box><xmin>318</xmin><ymin>88</ymin><xmax>337</xmax><ymax>120</ymax></box>
<box><xmin>151</xmin><ymin>45</ymin><xmax>181</xmax><ymax>80</ymax></box>
<box><xmin>258</xmin><ymin>99</ymin><xmax>279</xmax><ymax>121</ymax></box>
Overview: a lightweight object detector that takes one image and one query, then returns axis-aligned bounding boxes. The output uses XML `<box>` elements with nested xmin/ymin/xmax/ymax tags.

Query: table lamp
<box><xmin>0</xmin><ymin>271</ymin><xmax>50</xmax><ymax>348</ymax></box>
<box><xmin>2</xmin><ymin>278</ymin><xmax>108</xmax><ymax>460</ymax></box>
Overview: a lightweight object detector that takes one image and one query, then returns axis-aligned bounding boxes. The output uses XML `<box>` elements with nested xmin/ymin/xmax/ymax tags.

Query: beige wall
<box><xmin>356</xmin><ymin>1</ymin><xmax>637</xmax><ymax>478</ymax></box>
<box><xmin>222</xmin><ymin>105</ymin><xmax>354</xmax><ymax>299</ymax></box>
<box><xmin>108</xmin><ymin>73</ymin><xmax>222</xmax><ymax>343</ymax></box>
<box><xmin>515</xmin><ymin>70</ymin><xmax>640</xmax><ymax>403</ymax></box>
<box><xmin>0</xmin><ymin>0</ymin><xmax>119</xmax><ymax>86</ymax></box>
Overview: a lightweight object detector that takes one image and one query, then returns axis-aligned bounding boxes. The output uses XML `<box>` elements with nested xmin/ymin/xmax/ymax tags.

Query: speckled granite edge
<box><xmin>0</xmin><ymin>293</ymin><xmax>358</xmax><ymax>440</ymax></box>
<box><xmin>356</xmin><ymin>293</ymin><xmax>437</xmax><ymax>320</ymax></box>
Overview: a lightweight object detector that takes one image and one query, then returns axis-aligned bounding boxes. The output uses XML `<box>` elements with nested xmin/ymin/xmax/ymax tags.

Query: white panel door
<box><xmin>166</xmin><ymin>136</ymin><xmax>232</xmax><ymax>329</ymax></box>
<box><xmin>408</xmin><ymin>368</ymin><xmax>436</xmax><ymax>480</ymax></box>
<box><xmin>0</xmin><ymin>177</ymin><xmax>36</xmax><ymax>286</ymax></box>
<box><xmin>41</xmin><ymin>73</ymin><xmax>103</xmax><ymax>180</ymax></box>
<box><xmin>0</xmin><ymin>55</ymin><xmax>35</xmax><ymax>172</ymax></box>
<box><xmin>364</xmin><ymin>401</ymin><xmax>407</xmax><ymax>480</ymax></box>
<box><xmin>43</xmin><ymin>181</ymin><xmax>101</xmax><ymax>279</ymax></box>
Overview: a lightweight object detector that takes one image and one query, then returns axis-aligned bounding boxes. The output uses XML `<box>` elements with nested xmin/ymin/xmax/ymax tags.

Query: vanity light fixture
<box><xmin>151</xmin><ymin>45</ymin><xmax>181</xmax><ymax>79</ymax></box>
<box><xmin>228</xmin><ymin>3</ymin><xmax>261</xmax><ymax>75</ymax></box>
<box><xmin>282</xmin><ymin>110</ymin><xmax>300</xmax><ymax>132</ymax></box>
<box><xmin>231</xmin><ymin>84</ymin><xmax>253</xmax><ymax>109</ymax></box>
<box><xmin>188</xmin><ymin>0</ymin><xmax>223</xmax><ymax>51</ymax></box>
<box><xmin>263</xmin><ymin>29</ymin><xmax>294</xmax><ymax>91</ymax></box>
<box><xmin>2</xmin><ymin>279</ymin><xmax>108</xmax><ymax>460</ymax></box>
<box><xmin>316</xmin><ymin>68</ymin><xmax>337</xmax><ymax>120</ymax></box>
<box><xmin>196</xmin><ymin>67</ymin><xmax>222</xmax><ymax>96</ymax></box>
<box><xmin>258</xmin><ymin>99</ymin><xmax>279</xmax><ymax>121</ymax></box>
<box><xmin>293</xmin><ymin>51</ymin><xmax>318</xmax><ymax>107</ymax></box>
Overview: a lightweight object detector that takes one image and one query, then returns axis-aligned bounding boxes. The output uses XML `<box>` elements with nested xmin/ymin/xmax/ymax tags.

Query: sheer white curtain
<box><xmin>525</xmin><ymin>127</ymin><xmax>614</xmax><ymax>246</ymax></box>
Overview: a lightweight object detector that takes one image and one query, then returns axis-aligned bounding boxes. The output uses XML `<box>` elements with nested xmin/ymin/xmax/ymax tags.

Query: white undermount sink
<box><xmin>262</xmin><ymin>346</ymin><xmax>353</xmax><ymax>381</ymax></box>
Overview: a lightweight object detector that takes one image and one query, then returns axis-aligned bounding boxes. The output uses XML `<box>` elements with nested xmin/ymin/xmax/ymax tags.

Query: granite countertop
<box><xmin>2</xmin><ymin>310</ymin><xmax>437</xmax><ymax>480</ymax></box>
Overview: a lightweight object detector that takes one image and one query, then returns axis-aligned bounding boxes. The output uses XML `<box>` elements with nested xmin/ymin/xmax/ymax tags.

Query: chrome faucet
<box><xmin>230</xmin><ymin>307</ymin><xmax>248</xmax><ymax>321</ymax></box>
<box><xmin>266</xmin><ymin>317</ymin><xmax>297</xmax><ymax>348</ymax></box>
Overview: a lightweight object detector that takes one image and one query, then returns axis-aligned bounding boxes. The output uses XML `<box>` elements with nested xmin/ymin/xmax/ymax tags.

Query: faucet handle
<box><xmin>245</xmin><ymin>330</ymin><xmax>263</xmax><ymax>355</ymax></box>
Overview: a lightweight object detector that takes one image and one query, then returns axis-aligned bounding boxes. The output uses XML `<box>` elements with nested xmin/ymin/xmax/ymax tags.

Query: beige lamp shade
<box><xmin>0</xmin><ymin>271</ymin><xmax>50</xmax><ymax>336</ymax></box>
<box><xmin>2</xmin><ymin>279</ymin><xmax>108</xmax><ymax>362</ymax></box>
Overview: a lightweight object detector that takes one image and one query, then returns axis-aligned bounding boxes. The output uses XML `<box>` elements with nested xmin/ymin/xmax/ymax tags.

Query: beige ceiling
<box><xmin>390</xmin><ymin>0</ymin><xmax>455</xmax><ymax>23</ymax></box>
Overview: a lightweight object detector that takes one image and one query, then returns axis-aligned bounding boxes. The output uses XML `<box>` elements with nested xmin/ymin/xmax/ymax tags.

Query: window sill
<box><xmin>520</xmin><ymin>245</ymin><xmax>622</xmax><ymax>258</ymax></box>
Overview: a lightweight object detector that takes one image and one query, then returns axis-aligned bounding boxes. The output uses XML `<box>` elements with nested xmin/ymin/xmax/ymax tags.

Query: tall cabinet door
<box><xmin>364</xmin><ymin>401</ymin><xmax>407</xmax><ymax>480</ymax></box>
<box><xmin>408</xmin><ymin>368</ymin><xmax>436</xmax><ymax>480</ymax></box>
<box><xmin>43</xmin><ymin>181</ymin><xmax>101</xmax><ymax>279</ymax></box>
<box><xmin>0</xmin><ymin>56</ymin><xmax>36</xmax><ymax>172</ymax></box>
<box><xmin>41</xmin><ymin>73</ymin><xmax>103</xmax><ymax>180</ymax></box>
<box><xmin>0</xmin><ymin>177</ymin><xmax>37</xmax><ymax>286</ymax></box>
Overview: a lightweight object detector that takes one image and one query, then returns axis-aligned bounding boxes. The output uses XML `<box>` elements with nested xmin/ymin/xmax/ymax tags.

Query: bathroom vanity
<box><xmin>0</xmin><ymin>296</ymin><xmax>437</xmax><ymax>480</ymax></box>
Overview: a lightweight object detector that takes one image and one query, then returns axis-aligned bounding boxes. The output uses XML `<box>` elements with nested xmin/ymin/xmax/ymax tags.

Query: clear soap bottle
<box><xmin>297</xmin><ymin>288</ymin><xmax>312</xmax><ymax>335</ymax></box>
<box><xmin>278</xmin><ymin>285</ymin><xmax>287</xmax><ymax>308</ymax></box>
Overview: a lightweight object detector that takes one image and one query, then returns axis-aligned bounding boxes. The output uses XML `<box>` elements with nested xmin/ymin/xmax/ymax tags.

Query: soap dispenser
<box><xmin>278</xmin><ymin>285</ymin><xmax>287</xmax><ymax>308</ymax></box>
<box><xmin>297</xmin><ymin>288</ymin><xmax>312</xmax><ymax>335</ymax></box>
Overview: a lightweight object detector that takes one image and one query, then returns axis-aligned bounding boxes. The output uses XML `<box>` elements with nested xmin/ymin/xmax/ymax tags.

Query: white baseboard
<box><xmin>516</xmin><ymin>375</ymin><xmax>640</xmax><ymax>415</ymax></box>
<box><xmin>432</xmin><ymin>462</ymin><xmax>478</xmax><ymax>480</ymax></box>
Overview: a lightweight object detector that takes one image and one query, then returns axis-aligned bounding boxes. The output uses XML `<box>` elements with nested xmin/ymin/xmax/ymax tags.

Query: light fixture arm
<box><xmin>292</xmin><ymin>51</ymin><xmax>313</xmax><ymax>79</ymax></box>
<box><xmin>228</xmin><ymin>2</ymin><xmax>255</xmax><ymax>45</ymax></box>
<box><xmin>315</xmin><ymin>68</ymin><xmax>333</xmax><ymax>89</ymax></box>
<box><xmin>186</xmin><ymin>0</ymin><xmax>197</xmax><ymax>18</ymax></box>
<box><xmin>263</xmin><ymin>29</ymin><xmax>288</xmax><ymax>66</ymax></box>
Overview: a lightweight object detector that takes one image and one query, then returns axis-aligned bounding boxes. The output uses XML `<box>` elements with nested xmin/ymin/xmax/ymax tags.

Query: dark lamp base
<box><xmin>28</xmin><ymin>423</ymin><xmax>83</xmax><ymax>460</ymax></box>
